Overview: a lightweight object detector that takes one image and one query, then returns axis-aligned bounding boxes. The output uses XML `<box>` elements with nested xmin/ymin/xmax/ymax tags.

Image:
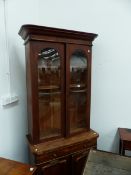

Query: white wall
<box><xmin>0</xmin><ymin>0</ymin><xmax>131</xmax><ymax>163</ymax></box>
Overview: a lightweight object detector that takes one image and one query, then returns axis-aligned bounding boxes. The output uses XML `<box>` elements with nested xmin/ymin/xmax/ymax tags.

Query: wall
<box><xmin>0</xmin><ymin>0</ymin><xmax>131</xmax><ymax>163</ymax></box>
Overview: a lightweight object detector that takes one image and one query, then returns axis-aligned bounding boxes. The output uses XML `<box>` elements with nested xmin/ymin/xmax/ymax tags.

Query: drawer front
<box><xmin>35</xmin><ymin>138</ymin><xmax>97</xmax><ymax>164</ymax></box>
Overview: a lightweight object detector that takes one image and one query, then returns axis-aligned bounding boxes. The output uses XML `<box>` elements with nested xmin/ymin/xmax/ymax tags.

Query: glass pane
<box><xmin>69</xmin><ymin>50</ymin><xmax>87</xmax><ymax>134</ymax></box>
<box><xmin>38</xmin><ymin>48</ymin><xmax>61</xmax><ymax>139</ymax></box>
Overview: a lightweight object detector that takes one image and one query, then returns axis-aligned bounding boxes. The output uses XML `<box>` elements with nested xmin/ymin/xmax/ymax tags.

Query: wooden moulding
<box><xmin>27</xmin><ymin>130</ymin><xmax>99</xmax><ymax>156</ymax></box>
<box><xmin>19</xmin><ymin>24</ymin><xmax>98</xmax><ymax>42</ymax></box>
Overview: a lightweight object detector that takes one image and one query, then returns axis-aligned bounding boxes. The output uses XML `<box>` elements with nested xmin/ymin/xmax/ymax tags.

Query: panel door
<box><xmin>40</xmin><ymin>157</ymin><xmax>70</xmax><ymax>175</ymax></box>
<box><xmin>72</xmin><ymin>150</ymin><xmax>89</xmax><ymax>175</ymax></box>
<box><xmin>66</xmin><ymin>44</ymin><xmax>91</xmax><ymax>136</ymax></box>
<box><xmin>30</xmin><ymin>41</ymin><xmax>65</xmax><ymax>143</ymax></box>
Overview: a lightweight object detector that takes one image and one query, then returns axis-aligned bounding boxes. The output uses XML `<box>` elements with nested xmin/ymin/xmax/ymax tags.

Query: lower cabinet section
<box><xmin>28</xmin><ymin>131</ymin><xmax>99</xmax><ymax>175</ymax></box>
<box><xmin>38</xmin><ymin>150</ymin><xmax>89</xmax><ymax>175</ymax></box>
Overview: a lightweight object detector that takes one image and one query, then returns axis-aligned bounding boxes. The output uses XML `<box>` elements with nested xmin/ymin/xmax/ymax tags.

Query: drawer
<box><xmin>34</xmin><ymin>138</ymin><xmax>97</xmax><ymax>164</ymax></box>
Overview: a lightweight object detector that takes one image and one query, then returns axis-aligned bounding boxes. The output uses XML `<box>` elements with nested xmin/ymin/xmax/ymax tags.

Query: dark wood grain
<box><xmin>27</xmin><ymin>130</ymin><xmax>98</xmax><ymax>156</ymax></box>
<box><xmin>119</xmin><ymin>128</ymin><xmax>131</xmax><ymax>141</ymax></box>
<box><xmin>19</xmin><ymin>24</ymin><xmax>98</xmax><ymax>175</ymax></box>
<box><xmin>19</xmin><ymin>25</ymin><xmax>97</xmax><ymax>42</ymax></box>
<box><xmin>0</xmin><ymin>157</ymin><xmax>37</xmax><ymax>175</ymax></box>
<box><xmin>118</xmin><ymin>128</ymin><xmax>131</xmax><ymax>155</ymax></box>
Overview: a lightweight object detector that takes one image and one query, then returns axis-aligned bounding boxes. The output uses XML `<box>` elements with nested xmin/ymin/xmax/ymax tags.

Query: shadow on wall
<box><xmin>110</xmin><ymin>129</ymin><xmax>119</xmax><ymax>154</ymax></box>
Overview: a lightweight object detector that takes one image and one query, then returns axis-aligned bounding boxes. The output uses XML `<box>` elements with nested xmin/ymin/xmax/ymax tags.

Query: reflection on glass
<box><xmin>38</xmin><ymin>48</ymin><xmax>61</xmax><ymax>139</ymax></box>
<box><xmin>38</xmin><ymin>48</ymin><xmax>60</xmax><ymax>89</ymax></box>
<box><xmin>69</xmin><ymin>92</ymin><xmax>87</xmax><ymax>132</ymax></box>
<box><xmin>69</xmin><ymin>50</ymin><xmax>87</xmax><ymax>134</ymax></box>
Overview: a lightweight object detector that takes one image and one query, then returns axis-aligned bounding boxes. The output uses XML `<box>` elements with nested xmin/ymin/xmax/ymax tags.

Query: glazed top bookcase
<box><xmin>19</xmin><ymin>25</ymin><xmax>98</xmax><ymax>145</ymax></box>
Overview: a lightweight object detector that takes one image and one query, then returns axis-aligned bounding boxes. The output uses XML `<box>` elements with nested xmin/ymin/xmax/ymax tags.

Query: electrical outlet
<box><xmin>1</xmin><ymin>94</ymin><xmax>19</xmax><ymax>106</ymax></box>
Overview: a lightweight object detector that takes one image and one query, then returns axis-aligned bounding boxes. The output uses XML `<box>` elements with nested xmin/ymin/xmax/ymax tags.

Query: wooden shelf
<box><xmin>70</xmin><ymin>84</ymin><xmax>86</xmax><ymax>88</ymax></box>
<box><xmin>39</xmin><ymin>91</ymin><xmax>61</xmax><ymax>96</ymax></box>
<box><xmin>70</xmin><ymin>127</ymin><xmax>87</xmax><ymax>134</ymax></box>
<box><xmin>70</xmin><ymin>89</ymin><xmax>87</xmax><ymax>93</ymax></box>
<box><xmin>40</xmin><ymin>129</ymin><xmax>61</xmax><ymax>140</ymax></box>
<box><xmin>39</xmin><ymin>85</ymin><xmax>60</xmax><ymax>90</ymax></box>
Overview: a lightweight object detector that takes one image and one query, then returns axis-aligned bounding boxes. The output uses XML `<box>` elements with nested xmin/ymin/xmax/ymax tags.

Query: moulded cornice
<box><xmin>19</xmin><ymin>24</ymin><xmax>98</xmax><ymax>42</ymax></box>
